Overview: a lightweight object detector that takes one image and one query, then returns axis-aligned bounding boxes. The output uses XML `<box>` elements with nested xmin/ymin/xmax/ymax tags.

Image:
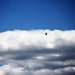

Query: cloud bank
<box><xmin>0</xmin><ymin>29</ymin><xmax>75</xmax><ymax>75</ymax></box>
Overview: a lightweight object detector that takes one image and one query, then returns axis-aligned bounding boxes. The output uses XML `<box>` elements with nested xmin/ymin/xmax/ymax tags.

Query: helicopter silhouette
<box><xmin>45</xmin><ymin>33</ymin><xmax>47</xmax><ymax>35</ymax></box>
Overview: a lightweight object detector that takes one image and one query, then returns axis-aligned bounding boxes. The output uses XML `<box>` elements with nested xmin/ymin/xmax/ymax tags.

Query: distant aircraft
<box><xmin>45</xmin><ymin>33</ymin><xmax>47</xmax><ymax>35</ymax></box>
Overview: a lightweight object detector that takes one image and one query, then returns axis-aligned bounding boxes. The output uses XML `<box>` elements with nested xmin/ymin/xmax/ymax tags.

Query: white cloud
<box><xmin>0</xmin><ymin>64</ymin><xmax>75</xmax><ymax>75</ymax></box>
<box><xmin>0</xmin><ymin>29</ymin><xmax>75</xmax><ymax>75</ymax></box>
<box><xmin>0</xmin><ymin>30</ymin><xmax>75</xmax><ymax>51</ymax></box>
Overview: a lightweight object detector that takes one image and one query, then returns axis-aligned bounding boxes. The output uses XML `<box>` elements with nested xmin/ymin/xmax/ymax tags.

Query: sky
<box><xmin>0</xmin><ymin>0</ymin><xmax>75</xmax><ymax>32</ymax></box>
<box><xmin>0</xmin><ymin>0</ymin><xmax>75</xmax><ymax>75</ymax></box>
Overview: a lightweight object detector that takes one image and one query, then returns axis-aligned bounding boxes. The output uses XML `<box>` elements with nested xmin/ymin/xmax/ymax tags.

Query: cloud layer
<box><xmin>0</xmin><ymin>29</ymin><xmax>75</xmax><ymax>75</ymax></box>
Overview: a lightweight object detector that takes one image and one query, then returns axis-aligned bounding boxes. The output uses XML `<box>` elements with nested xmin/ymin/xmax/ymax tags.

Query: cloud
<box><xmin>0</xmin><ymin>64</ymin><xmax>75</xmax><ymax>75</ymax></box>
<box><xmin>0</xmin><ymin>29</ymin><xmax>75</xmax><ymax>75</ymax></box>
<box><xmin>0</xmin><ymin>29</ymin><xmax>75</xmax><ymax>51</ymax></box>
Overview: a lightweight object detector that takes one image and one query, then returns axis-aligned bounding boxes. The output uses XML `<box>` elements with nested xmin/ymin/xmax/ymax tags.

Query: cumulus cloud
<box><xmin>0</xmin><ymin>29</ymin><xmax>75</xmax><ymax>75</ymax></box>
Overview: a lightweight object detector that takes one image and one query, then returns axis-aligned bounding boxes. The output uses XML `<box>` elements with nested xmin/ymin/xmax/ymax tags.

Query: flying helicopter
<box><xmin>45</xmin><ymin>32</ymin><xmax>47</xmax><ymax>35</ymax></box>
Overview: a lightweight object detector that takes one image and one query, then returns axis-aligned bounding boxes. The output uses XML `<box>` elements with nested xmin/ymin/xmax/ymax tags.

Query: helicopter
<box><xmin>45</xmin><ymin>32</ymin><xmax>47</xmax><ymax>35</ymax></box>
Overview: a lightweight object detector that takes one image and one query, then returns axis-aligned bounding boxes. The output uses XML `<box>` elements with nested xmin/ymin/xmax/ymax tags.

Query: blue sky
<box><xmin>0</xmin><ymin>0</ymin><xmax>75</xmax><ymax>32</ymax></box>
